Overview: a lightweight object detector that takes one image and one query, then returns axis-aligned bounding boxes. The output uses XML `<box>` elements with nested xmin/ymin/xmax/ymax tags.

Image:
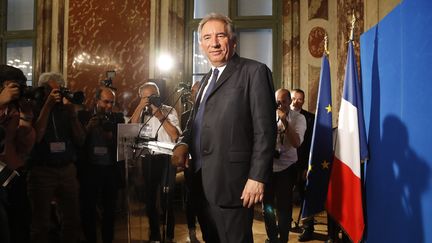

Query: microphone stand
<box><xmin>152</xmin><ymin>92</ymin><xmax>184</xmax><ymax>243</ymax></box>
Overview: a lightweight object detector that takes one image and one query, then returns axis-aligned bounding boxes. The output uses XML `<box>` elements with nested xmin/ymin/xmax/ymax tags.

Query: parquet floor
<box><xmin>111</xmin><ymin>199</ymin><xmax>329</xmax><ymax>243</ymax></box>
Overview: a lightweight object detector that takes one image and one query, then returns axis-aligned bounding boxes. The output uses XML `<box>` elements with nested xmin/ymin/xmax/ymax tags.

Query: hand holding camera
<box><xmin>0</xmin><ymin>82</ymin><xmax>21</xmax><ymax>106</ymax></box>
<box><xmin>276</xmin><ymin>101</ymin><xmax>289</xmax><ymax>121</ymax></box>
<box><xmin>141</xmin><ymin>94</ymin><xmax>163</xmax><ymax>117</ymax></box>
<box><xmin>45</xmin><ymin>88</ymin><xmax>63</xmax><ymax>108</ymax></box>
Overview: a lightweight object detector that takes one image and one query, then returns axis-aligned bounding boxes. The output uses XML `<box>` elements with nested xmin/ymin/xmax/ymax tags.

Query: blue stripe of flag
<box><xmin>302</xmin><ymin>54</ymin><xmax>333</xmax><ymax>218</ymax></box>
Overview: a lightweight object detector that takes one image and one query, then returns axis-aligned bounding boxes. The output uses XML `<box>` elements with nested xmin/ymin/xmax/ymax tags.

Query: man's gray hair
<box><xmin>198</xmin><ymin>13</ymin><xmax>237</xmax><ymax>43</ymax></box>
<box><xmin>138</xmin><ymin>82</ymin><xmax>160</xmax><ymax>97</ymax></box>
<box><xmin>38</xmin><ymin>72</ymin><xmax>65</xmax><ymax>87</ymax></box>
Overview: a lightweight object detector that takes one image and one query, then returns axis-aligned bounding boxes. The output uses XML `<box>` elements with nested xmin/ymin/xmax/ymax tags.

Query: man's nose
<box><xmin>211</xmin><ymin>37</ymin><xmax>220</xmax><ymax>47</ymax></box>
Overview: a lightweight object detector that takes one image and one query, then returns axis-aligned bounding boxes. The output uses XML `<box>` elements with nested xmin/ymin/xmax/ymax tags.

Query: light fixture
<box><xmin>157</xmin><ymin>53</ymin><xmax>174</xmax><ymax>72</ymax></box>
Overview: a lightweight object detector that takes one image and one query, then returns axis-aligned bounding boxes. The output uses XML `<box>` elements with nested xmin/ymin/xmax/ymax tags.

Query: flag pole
<box><xmin>349</xmin><ymin>11</ymin><xmax>356</xmax><ymax>42</ymax></box>
<box><xmin>324</xmin><ymin>34</ymin><xmax>329</xmax><ymax>56</ymax></box>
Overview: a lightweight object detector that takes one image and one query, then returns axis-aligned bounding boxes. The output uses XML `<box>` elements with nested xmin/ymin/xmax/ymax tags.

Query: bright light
<box><xmin>157</xmin><ymin>54</ymin><xmax>174</xmax><ymax>72</ymax></box>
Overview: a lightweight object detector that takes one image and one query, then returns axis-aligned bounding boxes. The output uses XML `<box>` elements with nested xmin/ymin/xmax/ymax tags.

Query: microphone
<box><xmin>143</xmin><ymin>105</ymin><xmax>152</xmax><ymax>116</ymax></box>
<box><xmin>176</xmin><ymin>82</ymin><xmax>191</xmax><ymax>93</ymax></box>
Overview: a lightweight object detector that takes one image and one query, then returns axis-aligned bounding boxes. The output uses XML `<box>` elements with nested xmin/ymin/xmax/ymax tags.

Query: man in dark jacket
<box><xmin>172</xmin><ymin>13</ymin><xmax>277</xmax><ymax>243</ymax></box>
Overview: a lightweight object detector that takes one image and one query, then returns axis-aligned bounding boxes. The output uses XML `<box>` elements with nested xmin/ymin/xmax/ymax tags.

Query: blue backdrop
<box><xmin>361</xmin><ymin>0</ymin><xmax>432</xmax><ymax>242</ymax></box>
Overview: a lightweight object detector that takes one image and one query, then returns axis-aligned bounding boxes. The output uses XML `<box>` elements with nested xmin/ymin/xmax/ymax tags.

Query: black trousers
<box><xmin>191</xmin><ymin>170</ymin><xmax>254</xmax><ymax>243</ymax></box>
<box><xmin>263</xmin><ymin>165</ymin><xmax>297</xmax><ymax>243</ymax></box>
<box><xmin>143</xmin><ymin>154</ymin><xmax>176</xmax><ymax>241</ymax></box>
<box><xmin>80</xmin><ymin>164</ymin><xmax>120</xmax><ymax>243</ymax></box>
<box><xmin>184</xmin><ymin>167</ymin><xmax>197</xmax><ymax>229</ymax></box>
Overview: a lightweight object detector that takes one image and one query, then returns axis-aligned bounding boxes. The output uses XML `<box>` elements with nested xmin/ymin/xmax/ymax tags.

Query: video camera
<box><xmin>101</xmin><ymin>70</ymin><xmax>116</xmax><ymax>89</ymax></box>
<box><xmin>178</xmin><ymin>82</ymin><xmax>192</xmax><ymax>104</ymax></box>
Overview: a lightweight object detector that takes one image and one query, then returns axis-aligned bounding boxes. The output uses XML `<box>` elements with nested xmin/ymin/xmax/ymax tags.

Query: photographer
<box><xmin>79</xmin><ymin>86</ymin><xmax>124</xmax><ymax>243</ymax></box>
<box><xmin>27</xmin><ymin>72</ymin><xmax>85</xmax><ymax>243</ymax></box>
<box><xmin>263</xmin><ymin>88</ymin><xmax>306</xmax><ymax>243</ymax></box>
<box><xmin>130</xmin><ymin>82</ymin><xmax>181</xmax><ymax>243</ymax></box>
<box><xmin>0</xmin><ymin>65</ymin><xmax>35</xmax><ymax>243</ymax></box>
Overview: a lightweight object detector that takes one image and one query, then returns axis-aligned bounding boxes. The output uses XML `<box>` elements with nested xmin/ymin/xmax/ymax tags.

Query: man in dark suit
<box><xmin>290</xmin><ymin>89</ymin><xmax>315</xmax><ymax>241</ymax></box>
<box><xmin>180</xmin><ymin>81</ymin><xmax>202</xmax><ymax>243</ymax></box>
<box><xmin>172</xmin><ymin>13</ymin><xmax>277</xmax><ymax>243</ymax></box>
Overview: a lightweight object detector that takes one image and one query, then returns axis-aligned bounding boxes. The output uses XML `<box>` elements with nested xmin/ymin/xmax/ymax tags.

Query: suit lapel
<box><xmin>193</xmin><ymin>53</ymin><xmax>241</xmax><ymax>110</ymax></box>
<box><xmin>211</xmin><ymin>53</ymin><xmax>241</xmax><ymax>93</ymax></box>
<box><xmin>193</xmin><ymin>70</ymin><xmax>212</xmax><ymax>116</ymax></box>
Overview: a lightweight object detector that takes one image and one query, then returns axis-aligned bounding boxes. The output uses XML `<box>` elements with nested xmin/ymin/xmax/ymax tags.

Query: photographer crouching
<box><xmin>0</xmin><ymin>65</ymin><xmax>36</xmax><ymax>243</ymax></box>
<box><xmin>27</xmin><ymin>72</ymin><xmax>85</xmax><ymax>243</ymax></box>
<box><xmin>79</xmin><ymin>86</ymin><xmax>124</xmax><ymax>243</ymax></box>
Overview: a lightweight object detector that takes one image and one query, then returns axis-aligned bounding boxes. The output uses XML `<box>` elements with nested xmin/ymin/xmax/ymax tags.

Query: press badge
<box><xmin>50</xmin><ymin>142</ymin><xmax>66</xmax><ymax>153</ymax></box>
<box><xmin>94</xmin><ymin>146</ymin><xmax>108</xmax><ymax>156</ymax></box>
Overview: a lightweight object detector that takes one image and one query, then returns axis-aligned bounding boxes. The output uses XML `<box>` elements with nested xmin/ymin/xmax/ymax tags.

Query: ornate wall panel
<box><xmin>308</xmin><ymin>0</ymin><xmax>328</xmax><ymax>20</ymax></box>
<box><xmin>67</xmin><ymin>0</ymin><xmax>151</xmax><ymax>114</ymax></box>
<box><xmin>281</xmin><ymin>0</ymin><xmax>300</xmax><ymax>89</ymax></box>
<box><xmin>308</xmin><ymin>64</ymin><xmax>321</xmax><ymax>111</ymax></box>
<box><xmin>335</xmin><ymin>0</ymin><xmax>364</xmax><ymax>118</ymax></box>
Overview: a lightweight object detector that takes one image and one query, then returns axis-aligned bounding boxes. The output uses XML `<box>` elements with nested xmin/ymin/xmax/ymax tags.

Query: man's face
<box><xmin>276</xmin><ymin>90</ymin><xmax>291</xmax><ymax>112</ymax></box>
<box><xmin>291</xmin><ymin>91</ymin><xmax>305</xmax><ymax>111</ymax></box>
<box><xmin>200</xmin><ymin>20</ymin><xmax>236</xmax><ymax>67</ymax></box>
<box><xmin>97</xmin><ymin>89</ymin><xmax>115</xmax><ymax>113</ymax></box>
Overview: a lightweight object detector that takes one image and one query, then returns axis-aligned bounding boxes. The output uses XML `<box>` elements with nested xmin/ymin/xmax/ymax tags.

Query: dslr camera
<box><xmin>143</xmin><ymin>94</ymin><xmax>162</xmax><ymax>115</ymax></box>
<box><xmin>21</xmin><ymin>86</ymin><xmax>84</xmax><ymax>105</ymax></box>
<box><xmin>59</xmin><ymin>87</ymin><xmax>85</xmax><ymax>105</ymax></box>
<box><xmin>148</xmin><ymin>94</ymin><xmax>162</xmax><ymax>108</ymax></box>
<box><xmin>276</xmin><ymin>101</ymin><xmax>282</xmax><ymax>109</ymax></box>
<box><xmin>93</xmin><ymin>112</ymin><xmax>117</xmax><ymax>132</ymax></box>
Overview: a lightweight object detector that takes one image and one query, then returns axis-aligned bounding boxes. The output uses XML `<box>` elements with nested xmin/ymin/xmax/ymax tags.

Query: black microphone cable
<box><xmin>153</xmin><ymin>89</ymin><xmax>184</xmax><ymax>142</ymax></box>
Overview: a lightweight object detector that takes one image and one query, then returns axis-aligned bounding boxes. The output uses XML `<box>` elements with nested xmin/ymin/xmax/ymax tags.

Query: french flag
<box><xmin>326</xmin><ymin>41</ymin><xmax>368</xmax><ymax>243</ymax></box>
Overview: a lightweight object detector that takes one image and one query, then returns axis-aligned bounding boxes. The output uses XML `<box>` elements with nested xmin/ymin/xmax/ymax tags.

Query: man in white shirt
<box><xmin>130</xmin><ymin>82</ymin><xmax>181</xmax><ymax>243</ymax></box>
<box><xmin>263</xmin><ymin>88</ymin><xmax>306</xmax><ymax>243</ymax></box>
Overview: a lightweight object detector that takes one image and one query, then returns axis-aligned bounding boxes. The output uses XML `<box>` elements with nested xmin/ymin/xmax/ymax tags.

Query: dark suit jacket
<box><xmin>180</xmin><ymin>53</ymin><xmax>277</xmax><ymax>207</ymax></box>
<box><xmin>297</xmin><ymin>109</ymin><xmax>315</xmax><ymax>170</ymax></box>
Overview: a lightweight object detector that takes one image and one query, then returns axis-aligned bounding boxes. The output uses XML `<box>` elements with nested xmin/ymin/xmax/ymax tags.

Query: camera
<box><xmin>178</xmin><ymin>82</ymin><xmax>192</xmax><ymax>106</ymax></box>
<box><xmin>20</xmin><ymin>86</ymin><xmax>84</xmax><ymax>105</ymax></box>
<box><xmin>148</xmin><ymin>94</ymin><xmax>162</xmax><ymax>108</ymax></box>
<box><xmin>178</xmin><ymin>82</ymin><xmax>191</xmax><ymax>91</ymax></box>
<box><xmin>101</xmin><ymin>71</ymin><xmax>116</xmax><ymax>89</ymax></box>
<box><xmin>59</xmin><ymin>87</ymin><xmax>85</xmax><ymax>105</ymax></box>
<box><xmin>21</xmin><ymin>86</ymin><xmax>43</xmax><ymax>101</ymax></box>
<box><xmin>94</xmin><ymin>112</ymin><xmax>116</xmax><ymax>131</ymax></box>
<box><xmin>276</xmin><ymin>101</ymin><xmax>282</xmax><ymax>109</ymax></box>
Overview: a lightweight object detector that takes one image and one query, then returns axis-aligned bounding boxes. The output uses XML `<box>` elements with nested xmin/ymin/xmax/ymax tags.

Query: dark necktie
<box><xmin>192</xmin><ymin>68</ymin><xmax>219</xmax><ymax>172</ymax></box>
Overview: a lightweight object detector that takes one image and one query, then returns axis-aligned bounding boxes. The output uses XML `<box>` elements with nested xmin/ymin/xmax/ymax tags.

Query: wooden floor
<box><xmin>111</xmin><ymin>200</ymin><xmax>329</xmax><ymax>243</ymax></box>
